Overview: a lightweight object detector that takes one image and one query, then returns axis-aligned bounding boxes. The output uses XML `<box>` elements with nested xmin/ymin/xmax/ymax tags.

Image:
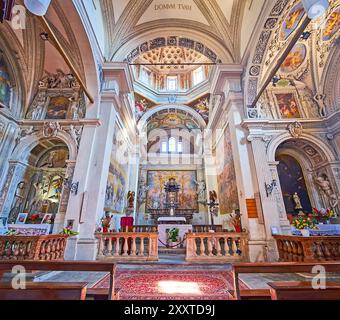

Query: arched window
<box><xmin>168</xmin><ymin>137</ymin><xmax>176</xmax><ymax>152</ymax></box>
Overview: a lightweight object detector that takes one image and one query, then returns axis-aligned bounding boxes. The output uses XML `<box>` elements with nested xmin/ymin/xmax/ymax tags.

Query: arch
<box><xmin>12</xmin><ymin>131</ymin><xmax>78</xmax><ymax>163</ymax></box>
<box><xmin>137</xmin><ymin>104</ymin><xmax>207</xmax><ymax>132</ymax></box>
<box><xmin>111</xmin><ymin>28</ymin><xmax>234</xmax><ymax>63</ymax></box>
<box><xmin>267</xmin><ymin>133</ymin><xmax>337</xmax><ymax>163</ymax></box>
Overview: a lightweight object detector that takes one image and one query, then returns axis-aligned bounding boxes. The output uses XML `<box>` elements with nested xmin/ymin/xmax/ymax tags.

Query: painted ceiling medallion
<box><xmin>280</xmin><ymin>43</ymin><xmax>307</xmax><ymax>74</ymax></box>
<box><xmin>280</xmin><ymin>2</ymin><xmax>305</xmax><ymax>40</ymax></box>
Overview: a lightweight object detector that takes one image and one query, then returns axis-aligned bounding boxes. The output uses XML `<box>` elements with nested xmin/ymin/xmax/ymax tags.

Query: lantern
<box><xmin>301</xmin><ymin>0</ymin><xmax>329</xmax><ymax>19</ymax></box>
<box><xmin>24</xmin><ymin>0</ymin><xmax>52</xmax><ymax>16</ymax></box>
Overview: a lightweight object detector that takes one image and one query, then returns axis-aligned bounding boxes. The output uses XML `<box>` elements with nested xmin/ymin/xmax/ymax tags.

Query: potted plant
<box><xmin>167</xmin><ymin>228</ymin><xmax>180</xmax><ymax>247</ymax></box>
<box><xmin>292</xmin><ymin>217</ymin><xmax>318</xmax><ymax>237</ymax></box>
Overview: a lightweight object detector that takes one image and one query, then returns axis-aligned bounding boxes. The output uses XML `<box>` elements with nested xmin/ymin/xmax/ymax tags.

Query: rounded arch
<box><xmin>137</xmin><ymin>104</ymin><xmax>207</xmax><ymax>132</ymax></box>
<box><xmin>267</xmin><ymin>133</ymin><xmax>337</xmax><ymax>163</ymax></box>
<box><xmin>12</xmin><ymin>131</ymin><xmax>78</xmax><ymax>163</ymax></box>
<box><xmin>0</xmin><ymin>25</ymin><xmax>28</xmax><ymax>118</ymax></box>
<box><xmin>112</xmin><ymin>28</ymin><xmax>234</xmax><ymax>63</ymax></box>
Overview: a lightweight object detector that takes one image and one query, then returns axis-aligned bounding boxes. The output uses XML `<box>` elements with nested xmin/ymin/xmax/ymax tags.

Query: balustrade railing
<box><xmin>96</xmin><ymin>232</ymin><xmax>158</xmax><ymax>261</ymax></box>
<box><xmin>192</xmin><ymin>225</ymin><xmax>223</xmax><ymax>233</ymax></box>
<box><xmin>274</xmin><ymin>235</ymin><xmax>340</xmax><ymax>262</ymax></box>
<box><xmin>132</xmin><ymin>225</ymin><xmax>158</xmax><ymax>232</ymax></box>
<box><xmin>0</xmin><ymin>235</ymin><xmax>68</xmax><ymax>261</ymax></box>
<box><xmin>186</xmin><ymin>232</ymin><xmax>248</xmax><ymax>262</ymax></box>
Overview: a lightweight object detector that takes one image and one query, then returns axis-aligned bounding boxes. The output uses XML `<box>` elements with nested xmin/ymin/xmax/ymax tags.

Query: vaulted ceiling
<box><xmin>93</xmin><ymin>0</ymin><xmax>266</xmax><ymax>63</ymax></box>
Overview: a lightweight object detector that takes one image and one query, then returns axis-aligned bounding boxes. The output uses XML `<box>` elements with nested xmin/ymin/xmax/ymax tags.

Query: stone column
<box><xmin>64</xmin><ymin>98</ymin><xmax>118</xmax><ymax>261</ymax></box>
<box><xmin>53</xmin><ymin>160</ymin><xmax>76</xmax><ymax>233</ymax></box>
<box><xmin>248</xmin><ymin>136</ymin><xmax>291</xmax><ymax>261</ymax></box>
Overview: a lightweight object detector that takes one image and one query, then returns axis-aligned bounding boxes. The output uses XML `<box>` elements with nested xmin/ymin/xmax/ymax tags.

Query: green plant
<box><xmin>167</xmin><ymin>228</ymin><xmax>179</xmax><ymax>242</ymax></box>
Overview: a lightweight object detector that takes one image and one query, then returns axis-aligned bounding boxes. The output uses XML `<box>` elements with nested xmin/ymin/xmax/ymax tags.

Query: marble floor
<box><xmin>28</xmin><ymin>254</ymin><xmax>340</xmax><ymax>290</ymax></box>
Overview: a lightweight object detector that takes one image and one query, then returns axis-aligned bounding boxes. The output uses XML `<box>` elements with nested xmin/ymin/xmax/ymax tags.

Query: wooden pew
<box><xmin>0</xmin><ymin>282</ymin><xmax>88</xmax><ymax>300</ymax></box>
<box><xmin>230</xmin><ymin>262</ymin><xmax>340</xmax><ymax>300</ymax></box>
<box><xmin>0</xmin><ymin>261</ymin><xmax>116</xmax><ymax>300</ymax></box>
<box><xmin>268</xmin><ymin>281</ymin><xmax>340</xmax><ymax>300</ymax></box>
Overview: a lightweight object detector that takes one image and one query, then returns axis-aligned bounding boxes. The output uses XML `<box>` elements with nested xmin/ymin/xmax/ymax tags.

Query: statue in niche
<box><xmin>69</xmin><ymin>91</ymin><xmax>81</xmax><ymax>120</ymax></box>
<box><xmin>293</xmin><ymin>192</ymin><xmax>303</xmax><ymax>210</ymax></box>
<box><xmin>127</xmin><ymin>191</ymin><xmax>135</xmax><ymax>209</ymax></box>
<box><xmin>194</xmin><ymin>180</ymin><xmax>206</xmax><ymax>203</ymax></box>
<box><xmin>313</xmin><ymin>94</ymin><xmax>327</xmax><ymax>117</ymax></box>
<box><xmin>137</xmin><ymin>179</ymin><xmax>149</xmax><ymax>203</ymax></box>
<box><xmin>315</xmin><ymin>175</ymin><xmax>339</xmax><ymax>214</ymax></box>
<box><xmin>28</xmin><ymin>92</ymin><xmax>46</xmax><ymax>120</ymax></box>
<box><xmin>105</xmin><ymin>184</ymin><xmax>114</xmax><ymax>204</ymax></box>
<box><xmin>12</xmin><ymin>181</ymin><xmax>26</xmax><ymax>213</ymax></box>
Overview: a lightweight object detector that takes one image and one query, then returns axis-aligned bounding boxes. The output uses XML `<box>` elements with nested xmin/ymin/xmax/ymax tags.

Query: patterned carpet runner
<box><xmin>91</xmin><ymin>270</ymin><xmax>249</xmax><ymax>300</ymax></box>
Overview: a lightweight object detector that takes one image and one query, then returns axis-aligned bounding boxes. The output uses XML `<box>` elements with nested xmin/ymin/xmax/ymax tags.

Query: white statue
<box><xmin>30</xmin><ymin>92</ymin><xmax>46</xmax><ymax>120</ymax></box>
<box><xmin>138</xmin><ymin>180</ymin><xmax>150</xmax><ymax>203</ymax></box>
<box><xmin>315</xmin><ymin>175</ymin><xmax>339</xmax><ymax>215</ymax></box>
<box><xmin>293</xmin><ymin>192</ymin><xmax>303</xmax><ymax>210</ymax></box>
<box><xmin>194</xmin><ymin>180</ymin><xmax>206</xmax><ymax>203</ymax></box>
<box><xmin>69</xmin><ymin>92</ymin><xmax>81</xmax><ymax>120</ymax></box>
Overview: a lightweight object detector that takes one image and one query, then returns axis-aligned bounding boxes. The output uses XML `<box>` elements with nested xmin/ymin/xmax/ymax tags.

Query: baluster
<box><xmin>193</xmin><ymin>237</ymin><xmax>197</xmax><ymax>256</ymax></box>
<box><xmin>98</xmin><ymin>237</ymin><xmax>105</xmax><ymax>259</ymax></box>
<box><xmin>207</xmin><ymin>237</ymin><xmax>213</xmax><ymax>256</ymax></box>
<box><xmin>123</xmin><ymin>236</ymin><xmax>129</xmax><ymax>256</ymax></box>
<box><xmin>131</xmin><ymin>237</ymin><xmax>137</xmax><ymax>256</ymax></box>
<box><xmin>224</xmin><ymin>237</ymin><xmax>231</xmax><ymax>256</ymax></box>
<box><xmin>322</xmin><ymin>241</ymin><xmax>331</xmax><ymax>259</ymax></box>
<box><xmin>107</xmin><ymin>237</ymin><xmax>113</xmax><ymax>256</ymax></box>
<box><xmin>231</xmin><ymin>239</ymin><xmax>238</xmax><ymax>256</ymax></box>
<box><xmin>40</xmin><ymin>241</ymin><xmax>46</xmax><ymax>260</ymax></box>
<box><xmin>216</xmin><ymin>237</ymin><xmax>222</xmax><ymax>257</ymax></box>
<box><xmin>200</xmin><ymin>237</ymin><xmax>205</xmax><ymax>256</ymax></box>
<box><xmin>114</xmin><ymin>237</ymin><xmax>120</xmax><ymax>256</ymax></box>
<box><xmin>139</xmin><ymin>237</ymin><xmax>145</xmax><ymax>256</ymax></box>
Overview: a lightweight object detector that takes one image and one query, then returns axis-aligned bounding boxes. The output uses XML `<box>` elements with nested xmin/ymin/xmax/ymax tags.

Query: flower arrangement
<box><xmin>292</xmin><ymin>216</ymin><xmax>318</xmax><ymax>230</ymax></box>
<box><xmin>61</xmin><ymin>227</ymin><xmax>79</xmax><ymax>236</ymax></box>
<box><xmin>167</xmin><ymin>228</ymin><xmax>180</xmax><ymax>243</ymax></box>
<box><xmin>312</xmin><ymin>208</ymin><xmax>335</xmax><ymax>221</ymax></box>
<box><xmin>27</xmin><ymin>214</ymin><xmax>41</xmax><ymax>224</ymax></box>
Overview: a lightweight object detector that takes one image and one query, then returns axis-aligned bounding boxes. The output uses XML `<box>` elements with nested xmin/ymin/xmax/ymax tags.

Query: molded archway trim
<box><xmin>267</xmin><ymin>133</ymin><xmax>336</xmax><ymax>163</ymax></box>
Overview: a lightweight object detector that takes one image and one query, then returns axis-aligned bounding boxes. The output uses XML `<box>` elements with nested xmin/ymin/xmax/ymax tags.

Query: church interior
<box><xmin>0</xmin><ymin>0</ymin><xmax>340</xmax><ymax>301</ymax></box>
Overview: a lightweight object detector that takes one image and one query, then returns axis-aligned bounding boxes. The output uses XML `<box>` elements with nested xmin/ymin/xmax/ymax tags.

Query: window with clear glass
<box><xmin>167</xmin><ymin>76</ymin><xmax>178</xmax><ymax>91</ymax></box>
<box><xmin>161</xmin><ymin>141</ymin><xmax>167</xmax><ymax>153</ymax></box>
<box><xmin>168</xmin><ymin>137</ymin><xmax>177</xmax><ymax>152</ymax></box>
<box><xmin>193</xmin><ymin>66</ymin><xmax>204</xmax><ymax>86</ymax></box>
<box><xmin>177</xmin><ymin>141</ymin><xmax>183</xmax><ymax>153</ymax></box>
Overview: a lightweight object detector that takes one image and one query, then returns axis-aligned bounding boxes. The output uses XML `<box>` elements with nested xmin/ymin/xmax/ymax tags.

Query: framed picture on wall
<box><xmin>275</xmin><ymin>93</ymin><xmax>301</xmax><ymax>119</ymax></box>
<box><xmin>42</xmin><ymin>214</ymin><xmax>53</xmax><ymax>225</ymax></box>
<box><xmin>15</xmin><ymin>213</ymin><xmax>28</xmax><ymax>225</ymax></box>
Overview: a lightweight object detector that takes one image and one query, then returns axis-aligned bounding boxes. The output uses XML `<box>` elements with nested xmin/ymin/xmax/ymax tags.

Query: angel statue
<box><xmin>127</xmin><ymin>191</ymin><xmax>135</xmax><ymax>209</ymax></box>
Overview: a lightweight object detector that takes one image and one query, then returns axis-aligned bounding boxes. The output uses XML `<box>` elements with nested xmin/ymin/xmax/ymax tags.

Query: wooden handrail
<box><xmin>0</xmin><ymin>261</ymin><xmax>116</xmax><ymax>300</ymax></box>
<box><xmin>231</xmin><ymin>261</ymin><xmax>340</xmax><ymax>300</ymax></box>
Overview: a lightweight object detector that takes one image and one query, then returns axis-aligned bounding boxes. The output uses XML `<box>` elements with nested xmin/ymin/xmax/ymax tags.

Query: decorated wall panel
<box><xmin>146</xmin><ymin>170</ymin><xmax>198</xmax><ymax>210</ymax></box>
<box><xmin>0</xmin><ymin>57</ymin><xmax>11</xmax><ymax>108</ymax></box>
<box><xmin>105</xmin><ymin>128</ymin><xmax>129</xmax><ymax>214</ymax></box>
<box><xmin>216</xmin><ymin>126</ymin><xmax>239</xmax><ymax>215</ymax></box>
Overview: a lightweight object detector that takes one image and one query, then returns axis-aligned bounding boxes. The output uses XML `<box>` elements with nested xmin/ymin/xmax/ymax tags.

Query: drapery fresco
<box><xmin>105</xmin><ymin>129</ymin><xmax>129</xmax><ymax>214</ymax></box>
<box><xmin>146</xmin><ymin>170</ymin><xmax>198</xmax><ymax>210</ymax></box>
<box><xmin>0</xmin><ymin>57</ymin><xmax>11</xmax><ymax>107</ymax></box>
<box><xmin>216</xmin><ymin>126</ymin><xmax>239</xmax><ymax>214</ymax></box>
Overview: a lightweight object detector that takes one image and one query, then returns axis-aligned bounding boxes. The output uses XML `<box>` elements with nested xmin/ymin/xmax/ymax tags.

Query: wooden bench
<box><xmin>269</xmin><ymin>281</ymin><xmax>340</xmax><ymax>300</ymax></box>
<box><xmin>0</xmin><ymin>261</ymin><xmax>116</xmax><ymax>300</ymax></box>
<box><xmin>0</xmin><ymin>282</ymin><xmax>88</xmax><ymax>300</ymax></box>
<box><xmin>230</xmin><ymin>262</ymin><xmax>340</xmax><ymax>300</ymax></box>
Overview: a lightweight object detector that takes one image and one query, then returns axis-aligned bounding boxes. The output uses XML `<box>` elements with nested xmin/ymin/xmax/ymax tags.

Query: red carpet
<box><xmin>92</xmin><ymin>270</ymin><xmax>249</xmax><ymax>300</ymax></box>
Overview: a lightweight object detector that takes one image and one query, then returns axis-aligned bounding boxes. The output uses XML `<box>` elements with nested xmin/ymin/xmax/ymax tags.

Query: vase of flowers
<box><xmin>292</xmin><ymin>216</ymin><xmax>317</xmax><ymax>237</ymax></box>
<box><xmin>167</xmin><ymin>228</ymin><xmax>180</xmax><ymax>247</ymax></box>
<box><xmin>312</xmin><ymin>208</ymin><xmax>335</xmax><ymax>224</ymax></box>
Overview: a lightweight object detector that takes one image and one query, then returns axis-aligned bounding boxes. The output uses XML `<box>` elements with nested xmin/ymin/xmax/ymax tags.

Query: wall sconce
<box><xmin>63</xmin><ymin>179</ymin><xmax>79</xmax><ymax>196</ymax></box>
<box><xmin>301</xmin><ymin>0</ymin><xmax>329</xmax><ymax>20</ymax></box>
<box><xmin>265</xmin><ymin>179</ymin><xmax>277</xmax><ymax>197</ymax></box>
<box><xmin>24</xmin><ymin>0</ymin><xmax>52</xmax><ymax>16</ymax></box>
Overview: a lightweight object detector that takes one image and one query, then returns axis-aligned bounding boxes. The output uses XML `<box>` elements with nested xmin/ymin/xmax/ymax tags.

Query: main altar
<box><xmin>151</xmin><ymin>178</ymin><xmax>194</xmax><ymax>248</ymax></box>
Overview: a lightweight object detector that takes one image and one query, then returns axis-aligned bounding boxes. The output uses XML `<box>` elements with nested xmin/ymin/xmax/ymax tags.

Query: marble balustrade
<box><xmin>96</xmin><ymin>232</ymin><xmax>159</xmax><ymax>261</ymax></box>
